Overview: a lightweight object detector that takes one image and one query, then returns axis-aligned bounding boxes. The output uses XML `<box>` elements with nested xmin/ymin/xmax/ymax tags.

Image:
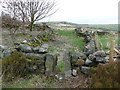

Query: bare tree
<box><xmin>2</xmin><ymin>0</ymin><xmax>57</xmax><ymax>32</ymax></box>
<box><xmin>27</xmin><ymin>0</ymin><xmax>57</xmax><ymax>31</ymax></box>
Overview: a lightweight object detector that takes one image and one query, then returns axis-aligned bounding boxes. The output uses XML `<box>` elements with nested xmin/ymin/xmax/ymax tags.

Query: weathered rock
<box><xmin>75</xmin><ymin>59</ymin><xmax>85</xmax><ymax>66</ymax></box>
<box><xmin>39</xmin><ymin>44</ymin><xmax>49</xmax><ymax>53</ymax></box>
<box><xmin>72</xmin><ymin>69</ymin><xmax>77</xmax><ymax>76</ymax></box>
<box><xmin>23</xmin><ymin>53</ymin><xmax>45</xmax><ymax>60</ymax></box>
<box><xmin>33</xmin><ymin>46</ymin><xmax>41</xmax><ymax>52</ymax></box>
<box><xmin>63</xmin><ymin>50</ymin><xmax>72</xmax><ymax>77</ymax></box>
<box><xmin>18</xmin><ymin>44</ymin><xmax>33</xmax><ymax>53</ymax></box>
<box><xmin>71</xmin><ymin>55</ymin><xmax>79</xmax><ymax>64</ymax></box>
<box><xmin>88</xmin><ymin>54</ymin><xmax>95</xmax><ymax>61</ymax></box>
<box><xmin>22</xmin><ymin>53</ymin><xmax>46</xmax><ymax>74</ymax></box>
<box><xmin>95</xmin><ymin>56</ymin><xmax>106</xmax><ymax>63</ymax></box>
<box><xmin>45</xmin><ymin>53</ymin><xmax>57</xmax><ymax>76</ymax></box>
<box><xmin>2</xmin><ymin>50</ymin><xmax>13</xmax><ymax>58</ymax></box>
<box><xmin>85</xmin><ymin>39</ymin><xmax>95</xmax><ymax>51</ymax></box>
<box><xmin>76</xmin><ymin>52</ymin><xmax>87</xmax><ymax>60</ymax></box>
<box><xmin>81</xmin><ymin>66</ymin><xmax>90</xmax><ymax>75</ymax></box>
<box><xmin>84</xmin><ymin>49</ymin><xmax>94</xmax><ymax>56</ymax></box>
<box><xmin>85</xmin><ymin>58</ymin><xmax>92</xmax><ymax>66</ymax></box>
<box><xmin>0</xmin><ymin>45</ymin><xmax>7</xmax><ymax>52</ymax></box>
<box><xmin>94</xmin><ymin>51</ymin><xmax>106</xmax><ymax>57</ymax></box>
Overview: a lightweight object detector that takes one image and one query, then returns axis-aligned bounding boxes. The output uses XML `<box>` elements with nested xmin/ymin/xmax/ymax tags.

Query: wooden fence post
<box><xmin>94</xmin><ymin>32</ymin><xmax>99</xmax><ymax>51</ymax></box>
<box><xmin>100</xmin><ymin>43</ymin><xmax>103</xmax><ymax>51</ymax></box>
<box><xmin>109</xmin><ymin>40</ymin><xmax>115</xmax><ymax>62</ymax></box>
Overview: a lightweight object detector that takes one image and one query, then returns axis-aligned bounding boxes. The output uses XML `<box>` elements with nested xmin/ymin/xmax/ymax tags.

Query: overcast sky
<box><xmin>0</xmin><ymin>0</ymin><xmax>119</xmax><ymax>24</ymax></box>
<box><xmin>42</xmin><ymin>0</ymin><xmax>120</xmax><ymax>24</ymax></box>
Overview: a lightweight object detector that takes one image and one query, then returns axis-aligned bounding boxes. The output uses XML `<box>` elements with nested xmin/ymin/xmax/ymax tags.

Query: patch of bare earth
<box><xmin>52</xmin><ymin>76</ymin><xmax>91</xmax><ymax>88</ymax></box>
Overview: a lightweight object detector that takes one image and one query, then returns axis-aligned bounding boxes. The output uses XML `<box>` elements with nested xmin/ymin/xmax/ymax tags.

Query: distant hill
<box><xmin>35</xmin><ymin>21</ymin><xmax>119</xmax><ymax>31</ymax></box>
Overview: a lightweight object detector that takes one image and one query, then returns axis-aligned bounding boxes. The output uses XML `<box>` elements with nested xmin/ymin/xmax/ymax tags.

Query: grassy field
<box><xmin>55</xmin><ymin>30</ymin><xmax>118</xmax><ymax>51</ymax></box>
<box><xmin>89</xmin><ymin>24</ymin><xmax>118</xmax><ymax>31</ymax></box>
<box><xmin>55</xmin><ymin>30</ymin><xmax>85</xmax><ymax>50</ymax></box>
<box><xmin>96</xmin><ymin>33</ymin><xmax>118</xmax><ymax>50</ymax></box>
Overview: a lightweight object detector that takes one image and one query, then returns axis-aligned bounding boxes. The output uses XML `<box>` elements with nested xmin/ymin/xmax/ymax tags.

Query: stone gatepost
<box><xmin>45</xmin><ymin>53</ymin><xmax>57</xmax><ymax>76</ymax></box>
<box><xmin>63</xmin><ymin>49</ymin><xmax>72</xmax><ymax>77</ymax></box>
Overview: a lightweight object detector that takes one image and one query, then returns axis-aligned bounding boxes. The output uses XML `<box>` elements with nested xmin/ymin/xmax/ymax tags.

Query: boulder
<box><xmin>17</xmin><ymin>44</ymin><xmax>33</xmax><ymax>53</ymax></box>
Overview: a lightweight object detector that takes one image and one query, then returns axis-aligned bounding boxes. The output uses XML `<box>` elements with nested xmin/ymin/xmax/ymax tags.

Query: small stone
<box><xmin>72</xmin><ymin>69</ymin><xmax>77</xmax><ymax>76</ymax></box>
<box><xmin>55</xmin><ymin>74</ymin><xmax>63</xmax><ymax>80</ymax></box>
<box><xmin>85</xmin><ymin>58</ymin><xmax>92</xmax><ymax>66</ymax></box>
<box><xmin>81</xmin><ymin>66</ymin><xmax>90</xmax><ymax>75</ymax></box>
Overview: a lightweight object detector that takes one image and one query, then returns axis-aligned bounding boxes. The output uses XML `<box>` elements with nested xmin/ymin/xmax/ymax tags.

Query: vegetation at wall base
<box><xmin>91</xmin><ymin>61</ymin><xmax>120</xmax><ymax>88</ymax></box>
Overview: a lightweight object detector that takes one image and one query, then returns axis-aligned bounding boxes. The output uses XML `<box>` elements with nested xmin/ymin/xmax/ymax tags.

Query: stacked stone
<box><xmin>1</xmin><ymin>42</ymin><xmax>58</xmax><ymax>75</ymax></box>
<box><xmin>63</xmin><ymin>31</ymin><xmax>108</xmax><ymax>76</ymax></box>
<box><xmin>75</xmin><ymin>27</ymin><xmax>86</xmax><ymax>37</ymax></box>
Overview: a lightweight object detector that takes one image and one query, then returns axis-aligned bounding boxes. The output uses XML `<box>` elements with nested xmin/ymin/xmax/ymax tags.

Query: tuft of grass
<box><xmin>57</xmin><ymin>61</ymin><xmax>65</xmax><ymax>73</ymax></box>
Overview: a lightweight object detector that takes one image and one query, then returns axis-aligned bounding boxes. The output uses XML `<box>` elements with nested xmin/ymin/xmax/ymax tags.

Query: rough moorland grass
<box><xmin>56</xmin><ymin>30</ymin><xmax>85</xmax><ymax>50</ymax></box>
<box><xmin>89</xmin><ymin>24</ymin><xmax>118</xmax><ymax>31</ymax></box>
<box><xmin>98</xmin><ymin>34</ymin><xmax>118</xmax><ymax>50</ymax></box>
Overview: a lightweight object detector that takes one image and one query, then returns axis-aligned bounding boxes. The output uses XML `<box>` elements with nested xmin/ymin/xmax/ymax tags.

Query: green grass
<box><xmin>89</xmin><ymin>24</ymin><xmax>118</xmax><ymax>31</ymax></box>
<box><xmin>98</xmin><ymin>34</ymin><xmax>118</xmax><ymax>50</ymax></box>
<box><xmin>56</xmin><ymin>30</ymin><xmax>85</xmax><ymax>50</ymax></box>
<box><xmin>57</xmin><ymin>61</ymin><xmax>65</xmax><ymax>73</ymax></box>
<box><xmin>55</xmin><ymin>30</ymin><xmax>118</xmax><ymax>51</ymax></box>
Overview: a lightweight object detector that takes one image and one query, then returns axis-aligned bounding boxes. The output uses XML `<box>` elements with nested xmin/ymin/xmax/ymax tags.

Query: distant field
<box><xmin>87</xmin><ymin>24</ymin><xmax>118</xmax><ymax>31</ymax></box>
